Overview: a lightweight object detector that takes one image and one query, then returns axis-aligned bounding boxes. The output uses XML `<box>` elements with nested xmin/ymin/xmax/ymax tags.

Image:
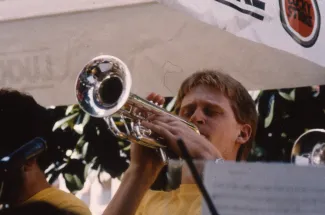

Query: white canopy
<box><xmin>0</xmin><ymin>0</ymin><xmax>324</xmax><ymax>106</ymax></box>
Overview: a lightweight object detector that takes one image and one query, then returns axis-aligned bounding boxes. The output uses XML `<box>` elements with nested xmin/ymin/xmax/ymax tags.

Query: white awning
<box><xmin>0</xmin><ymin>0</ymin><xmax>324</xmax><ymax>106</ymax></box>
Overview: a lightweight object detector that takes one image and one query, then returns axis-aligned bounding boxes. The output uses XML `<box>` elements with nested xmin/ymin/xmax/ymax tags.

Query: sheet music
<box><xmin>202</xmin><ymin>162</ymin><xmax>325</xmax><ymax>215</ymax></box>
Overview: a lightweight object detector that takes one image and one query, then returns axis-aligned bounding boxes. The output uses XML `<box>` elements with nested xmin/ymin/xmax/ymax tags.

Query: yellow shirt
<box><xmin>136</xmin><ymin>184</ymin><xmax>202</xmax><ymax>215</ymax></box>
<box><xmin>24</xmin><ymin>187</ymin><xmax>92</xmax><ymax>215</ymax></box>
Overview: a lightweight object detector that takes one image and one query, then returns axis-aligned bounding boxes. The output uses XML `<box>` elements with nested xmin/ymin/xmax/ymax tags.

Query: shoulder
<box><xmin>136</xmin><ymin>185</ymin><xmax>201</xmax><ymax>215</ymax></box>
<box><xmin>25</xmin><ymin>187</ymin><xmax>92</xmax><ymax>215</ymax></box>
<box><xmin>48</xmin><ymin>188</ymin><xmax>92</xmax><ymax>214</ymax></box>
<box><xmin>4</xmin><ymin>201</ymin><xmax>91</xmax><ymax>215</ymax></box>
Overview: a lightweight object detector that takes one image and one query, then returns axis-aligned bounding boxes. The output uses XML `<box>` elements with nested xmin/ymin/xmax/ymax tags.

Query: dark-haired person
<box><xmin>0</xmin><ymin>89</ymin><xmax>91</xmax><ymax>215</ymax></box>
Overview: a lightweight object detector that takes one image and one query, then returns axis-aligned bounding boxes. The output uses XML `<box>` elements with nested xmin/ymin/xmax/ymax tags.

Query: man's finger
<box><xmin>156</xmin><ymin>96</ymin><xmax>165</xmax><ymax>106</ymax></box>
<box><xmin>146</xmin><ymin>93</ymin><xmax>165</xmax><ymax>106</ymax></box>
<box><xmin>144</xmin><ymin>122</ymin><xmax>180</xmax><ymax>156</ymax></box>
<box><xmin>142</xmin><ymin>121</ymin><xmax>175</xmax><ymax>143</ymax></box>
<box><xmin>150</xmin><ymin>120</ymin><xmax>180</xmax><ymax>135</ymax></box>
<box><xmin>146</xmin><ymin>92</ymin><xmax>157</xmax><ymax>101</ymax></box>
<box><xmin>152</xmin><ymin>94</ymin><xmax>165</xmax><ymax>106</ymax></box>
<box><xmin>148</xmin><ymin>114</ymin><xmax>177</xmax><ymax>123</ymax></box>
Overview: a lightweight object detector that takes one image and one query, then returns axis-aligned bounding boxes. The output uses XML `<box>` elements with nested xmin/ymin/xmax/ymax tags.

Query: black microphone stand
<box><xmin>177</xmin><ymin>139</ymin><xmax>220</xmax><ymax>215</ymax></box>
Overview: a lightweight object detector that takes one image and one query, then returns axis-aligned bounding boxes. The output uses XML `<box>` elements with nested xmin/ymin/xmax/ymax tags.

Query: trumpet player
<box><xmin>103</xmin><ymin>69</ymin><xmax>258</xmax><ymax>215</ymax></box>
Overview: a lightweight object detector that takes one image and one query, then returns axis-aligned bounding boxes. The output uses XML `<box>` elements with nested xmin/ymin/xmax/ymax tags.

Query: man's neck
<box><xmin>15</xmin><ymin>172</ymin><xmax>51</xmax><ymax>205</ymax></box>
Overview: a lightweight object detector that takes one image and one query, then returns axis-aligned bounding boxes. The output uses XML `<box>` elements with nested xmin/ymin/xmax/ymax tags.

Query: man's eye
<box><xmin>204</xmin><ymin>108</ymin><xmax>219</xmax><ymax>116</ymax></box>
<box><xmin>182</xmin><ymin>110</ymin><xmax>193</xmax><ymax>118</ymax></box>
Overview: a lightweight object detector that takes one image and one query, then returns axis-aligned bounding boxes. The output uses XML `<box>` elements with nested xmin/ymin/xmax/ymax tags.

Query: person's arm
<box><xmin>102</xmin><ymin>166</ymin><xmax>156</xmax><ymax>215</ymax></box>
<box><xmin>103</xmin><ymin>93</ymin><xmax>166</xmax><ymax>215</ymax></box>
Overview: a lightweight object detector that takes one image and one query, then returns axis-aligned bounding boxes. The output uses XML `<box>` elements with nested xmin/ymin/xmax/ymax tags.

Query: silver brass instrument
<box><xmin>75</xmin><ymin>55</ymin><xmax>199</xmax><ymax>163</ymax></box>
<box><xmin>291</xmin><ymin>129</ymin><xmax>325</xmax><ymax>166</ymax></box>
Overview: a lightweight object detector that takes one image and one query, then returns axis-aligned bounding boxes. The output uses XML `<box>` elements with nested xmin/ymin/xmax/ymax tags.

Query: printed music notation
<box><xmin>202</xmin><ymin>161</ymin><xmax>325</xmax><ymax>215</ymax></box>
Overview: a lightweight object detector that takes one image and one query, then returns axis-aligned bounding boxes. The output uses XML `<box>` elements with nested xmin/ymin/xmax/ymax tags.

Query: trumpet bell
<box><xmin>74</xmin><ymin>55</ymin><xmax>163</xmax><ymax>148</ymax></box>
<box><xmin>75</xmin><ymin>55</ymin><xmax>131</xmax><ymax>118</ymax></box>
<box><xmin>75</xmin><ymin>55</ymin><xmax>200</xmax><ymax>163</ymax></box>
<box><xmin>291</xmin><ymin>129</ymin><xmax>325</xmax><ymax>166</ymax></box>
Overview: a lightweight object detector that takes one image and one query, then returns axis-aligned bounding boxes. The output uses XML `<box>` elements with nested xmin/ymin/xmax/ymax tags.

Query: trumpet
<box><xmin>75</xmin><ymin>55</ymin><xmax>199</xmax><ymax>163</ymax></box>
<box><xmin>291</xmin><ymin>129</ymin><xmax>325</xmax><ymax>166</ymax></box>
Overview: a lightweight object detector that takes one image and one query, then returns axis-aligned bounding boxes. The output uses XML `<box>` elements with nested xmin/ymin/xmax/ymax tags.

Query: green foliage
<box><xmin>47</xmin><ymin>105</ymin><xmax>130</xmax><ymax>193</ymax></box>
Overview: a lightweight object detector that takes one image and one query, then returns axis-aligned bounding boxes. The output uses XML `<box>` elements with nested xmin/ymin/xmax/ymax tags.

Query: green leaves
<box><xmin>52</xmin><ymin>112</ymin><xmax>79</xmax><ymax>131</ymax></box>
<box><xmin>47</xmin><ymin>104</ymin><xmax>132</xmax><ymax>193</ymax></box>
<box><xmin>74</xmin><ymin>114</ymin><xmax>90</xmax><ymax>135</ymax></box>
<box><xmin>62</xmin><ymin>159</ymin><xmax>86</xmax><ymax>193</ymax></box>
<box><xmin>65</xmin><ymin>104</ymin><xmax>80</xmax><ymax>115</ymax></box>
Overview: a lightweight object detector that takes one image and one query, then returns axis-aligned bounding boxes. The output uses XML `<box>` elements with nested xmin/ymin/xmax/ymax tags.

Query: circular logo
<box><xmin>279</xmin><ymin>0</ymin><xmax>321</xmax><ymax>48</ymax></box>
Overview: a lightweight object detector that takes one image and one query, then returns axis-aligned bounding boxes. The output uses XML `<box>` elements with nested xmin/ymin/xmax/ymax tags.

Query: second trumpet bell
<box><xmin>291</xmin><ymin>129</ymin><xmax>325</xmax><ymax>166</ymax></box>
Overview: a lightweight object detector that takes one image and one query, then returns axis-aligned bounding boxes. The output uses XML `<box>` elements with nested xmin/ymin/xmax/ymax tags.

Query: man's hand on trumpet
<box><xmin>141</xmin><ymin>92</ymin><xmax>222</xmax><ymax>184</ymax></box>
<box><xmin>128</xmin><ymin>91</ymin><xmax>223</xmax><ymax>186</ymax></box>
<box><xmin>127</xmin><ymin>93</ymin><xmax>167</xmax><ymax>186</ymax></box>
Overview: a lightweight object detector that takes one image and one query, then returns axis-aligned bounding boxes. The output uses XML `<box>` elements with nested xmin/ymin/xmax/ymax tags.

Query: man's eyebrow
<box><xmin>179</xmin><ymin>103</ymin><xmax>195</xmax><ymax>111</ymax></box>
<box><xmin>205</xmin><ymin>102</ymin><xmax>224</xmax><ymax>109</ymax></box>
<box><xmin>181</xmin><ymin>101</ymin><xmax>225</xmax><ymax>111</ymax></box>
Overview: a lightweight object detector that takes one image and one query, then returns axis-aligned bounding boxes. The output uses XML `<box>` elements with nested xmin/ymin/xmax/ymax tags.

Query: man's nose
<box><xmin>189</xmin><ymin>109</ymin><xmax>206</xmax><ymax>125</ymax></box>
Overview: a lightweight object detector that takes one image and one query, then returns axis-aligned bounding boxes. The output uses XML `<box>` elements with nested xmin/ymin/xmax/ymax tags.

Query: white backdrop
<box><xmin>0</xmin><ymin>0</ymin><xmax>324</xmax><ymax>107</ymax></box>
<box><xmin>158</xmin><ymin>0</ymin><xmax>325</xmax><ymax>67</ymax></box>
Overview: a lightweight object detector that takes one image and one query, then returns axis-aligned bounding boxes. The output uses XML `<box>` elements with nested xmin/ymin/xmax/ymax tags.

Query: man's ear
<box><xmin>236</xmin><ymin>124</ymin><xmax>252</xmax><ymax>145</ymax></box>
<box><xmin>23</xmin><ymin>158</ymin><xmax>37</xmax><ymax>172</ymax></box>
